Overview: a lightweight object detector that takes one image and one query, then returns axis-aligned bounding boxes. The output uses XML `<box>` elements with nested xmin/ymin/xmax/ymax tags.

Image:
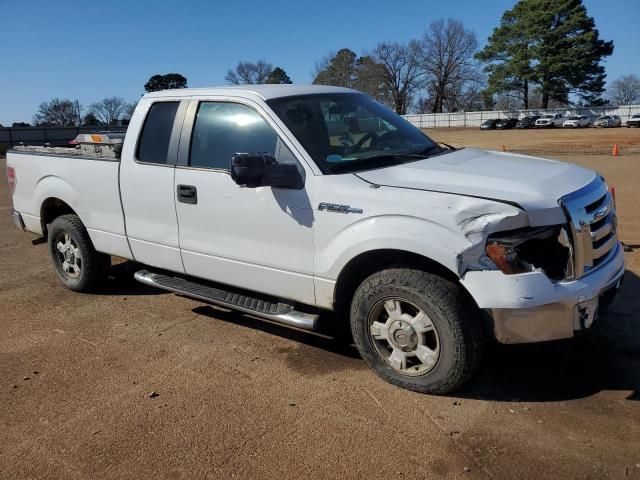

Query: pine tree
<box><xmin>265</xmin><ymin>67</ymin><xmax>292</xmax><ymax>84</ymax></box>
<box><xmin>477</xmin><ymin>0</ymin><xmax>613</xmax><ymax>108</ymax></box>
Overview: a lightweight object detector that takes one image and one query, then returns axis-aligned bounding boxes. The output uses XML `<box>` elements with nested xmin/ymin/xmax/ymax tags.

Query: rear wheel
<box><xmin>48</xmin><ymin>214</ymin><xmax>110</xmax><ymax>292</ymax></box>
<box><xmin>350</xmin><ymin>268</ymin><xmax>483</xmax><ymax>394</ymax></box>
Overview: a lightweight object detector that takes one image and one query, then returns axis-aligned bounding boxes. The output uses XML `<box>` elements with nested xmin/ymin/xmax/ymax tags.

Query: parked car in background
<box><xmin>495</xmin><ymin>118</ymin><xmax>518</xmax><ymax>130</ymax></box>
<box><xmin>535</xmin><ymin>113</ymin><xmax>564</xmax><ymax>128</ymax></box>
<box><xmin>626</xmin><ymin>114</ymin><xmax>640</xmax><ymax>127</ymax></box>
<box><xmin>563</xmin><ymin>115</ymin><xmax>590</xmax><ymax>128</ymax></box>
<box><xmin>480</xmin><ymin>119</ymin><xmax>498</xmax><ymax>130</ymax></box>
<box><xmin>594</xmin><ymin>115</ymin><xmax>622</xmax><ymax>128</ymax></box>
<box><xmin>516</xmin><ymin>116</ymin><xmax>540</xmax><ymax>129</ymax></box>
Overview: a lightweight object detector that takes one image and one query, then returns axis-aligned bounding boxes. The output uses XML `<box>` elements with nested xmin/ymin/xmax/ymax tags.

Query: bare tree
<box><xmin>225</xmin><ymin>60</ymin><xmax>273</xmax><ymax>85</ymax></box>
<box><xmin>372</xmin><ymin>40</ymin><xmax>424</xmax><ymax>114</ymax></box>
<box><xmin>127</xmin><ymin>102</ymin><xmax>137</xmax><ymax>118</ymax></box>
<box><xmin>608</xmin><ymin>74</ymin><xmax>640</xmax><ymax>106</ymax></box>
<box><xmin>420</xmin><ymin>19</ymin><xmax>481</xmax><ymax>113</ymax></box>
<box><xmin>89</xmin><ymin>97</ymin><xmax>130</xmax><ymax>125</ymax></box>
<box><xmin>493</xmin><ymin>93</ymin><xmax>521</xmax><ymax>111</ymax></box>
<box><xmin>33</xmin><ymin>98</ymin><xmax>81</xmax><ymax>127</ymax></box>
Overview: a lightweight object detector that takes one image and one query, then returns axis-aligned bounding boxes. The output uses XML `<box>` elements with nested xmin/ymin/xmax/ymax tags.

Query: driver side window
<box><xmin>190</xmin><ymin>102</ymin><xmax>300</xmax><ymax>171</ymax></box>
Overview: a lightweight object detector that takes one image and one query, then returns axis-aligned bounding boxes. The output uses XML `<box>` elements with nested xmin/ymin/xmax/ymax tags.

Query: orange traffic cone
<box><xmin>612</xmin><ymin>144</ymin><xmax>619</xmax><ymax>156</ymax></box>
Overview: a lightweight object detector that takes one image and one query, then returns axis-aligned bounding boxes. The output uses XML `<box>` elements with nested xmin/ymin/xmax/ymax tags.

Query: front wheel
<box><xmin>48</xmin><ymin>214</ymin><xmax>110</xmax><ymax>292</ymax></box>
<box><xmin>350</xmin><ymin>269</ymin><xmax>483</xmax><ymax>394</ymax></box>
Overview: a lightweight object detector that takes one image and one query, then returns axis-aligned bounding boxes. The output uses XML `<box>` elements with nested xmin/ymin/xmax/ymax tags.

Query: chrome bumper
<box><xmin>481</xmin><ymin>242</ymin><xmax>625</xmax><ymax>344</ymax></box>
<box><xmin>11</xmin><ymin>209</ymin><xmax>26</xmax><ymax>231</ymax></box>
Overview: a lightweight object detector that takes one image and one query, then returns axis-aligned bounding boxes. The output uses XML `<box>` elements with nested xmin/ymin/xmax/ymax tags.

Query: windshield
<box><xmin>267</xmin><ymin>93</ymin><xmax>442</xmax><ymax>174</ymax></box>
<box><xmin>568</xmin><ymin>116</ymin><xmax>580</xmax><ymax>120</ymax></box>
<box><xmin>541</xmin><ymin>114</ymin><xmax>554</xmax><ymax>119</ymax></box>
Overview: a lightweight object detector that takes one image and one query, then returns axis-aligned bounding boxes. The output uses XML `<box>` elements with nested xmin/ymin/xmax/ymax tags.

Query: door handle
<box><xmin>177</xmin><ymin>184</ymin><xmax>197</xmax><ymax>204</ymax></box>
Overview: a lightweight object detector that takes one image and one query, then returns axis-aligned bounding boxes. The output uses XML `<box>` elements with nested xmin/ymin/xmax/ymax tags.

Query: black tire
<box><xmin>350</xmin><ymin>269</ymin><xmax>483</xmax><ymax>394</ymax></box>
<box><xmin>48</xmin><ymin>214</ymin><xmax>110</xmax><ymax>292</ymax></box>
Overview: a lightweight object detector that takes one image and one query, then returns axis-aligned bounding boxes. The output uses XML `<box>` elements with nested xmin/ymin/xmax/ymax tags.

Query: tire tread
<box><xmin>350</xmin><ymin>268</ymin><xmax>483</xmax><ymax>394</ymax></box>
<box><xmin>48</xmin><ymin>214</ymin><xmax>109</xmax><ymax>292</ymax></box>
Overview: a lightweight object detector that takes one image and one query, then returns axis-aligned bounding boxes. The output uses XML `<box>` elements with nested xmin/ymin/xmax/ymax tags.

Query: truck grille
<box><xmin>560</xmin><ymin>177</ymin><xmax>618</xmax><ymax>278</ymax></box>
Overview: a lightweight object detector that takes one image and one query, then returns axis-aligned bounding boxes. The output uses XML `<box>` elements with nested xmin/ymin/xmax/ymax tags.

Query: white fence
<box><xmin>403</xmin><ymin>105</ymin><xmax>640</xmax><ymax>128</ymax></box>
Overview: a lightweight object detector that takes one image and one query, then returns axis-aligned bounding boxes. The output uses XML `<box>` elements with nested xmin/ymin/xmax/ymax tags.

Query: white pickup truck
<box><xmin>535</xmin><ymin>113</ymin><xmax>565</xmax><ymax>128</ymax></box>
<box><xmin>7</xmin><ymin>85</ymin><xmax>624</xmax><ymax>394</ymax></box>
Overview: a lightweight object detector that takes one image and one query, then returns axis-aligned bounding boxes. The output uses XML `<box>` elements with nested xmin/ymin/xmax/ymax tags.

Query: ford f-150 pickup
<box><xmin>7</xmin><ymin>85</ymin><xmax>624</xmax><ymax>394</ymax></box>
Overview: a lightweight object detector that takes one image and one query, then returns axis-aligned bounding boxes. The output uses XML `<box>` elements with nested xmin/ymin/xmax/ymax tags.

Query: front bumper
<box><xmin>461</xmin><ymin>241</ymin><xmax>625</xmax><ymax>344</ymax></box>
<box><xmin>11</xmin><ymin>209</ymin><xmax>26</xmax><ymax>232</ymax></box>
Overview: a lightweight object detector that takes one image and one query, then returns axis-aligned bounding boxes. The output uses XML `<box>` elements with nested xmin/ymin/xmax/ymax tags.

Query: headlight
<box><xmin>485</xmin><ymin>226</ymin><xmax>573</xmax><ymax>281</ymax></box>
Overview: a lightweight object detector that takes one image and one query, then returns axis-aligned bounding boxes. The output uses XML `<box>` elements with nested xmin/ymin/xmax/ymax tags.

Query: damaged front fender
<box><xmin>453</xmin><ymin>197</ymin><xmax>573</xmax><ymax>281</ymax></box>
<box><xmin>453</xmin><ymin>199</ymin><xmax>530</xmax><ymax>276</ymax></box>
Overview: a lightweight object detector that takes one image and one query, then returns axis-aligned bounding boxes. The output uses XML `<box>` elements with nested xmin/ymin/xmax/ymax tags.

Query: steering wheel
<box><xmin>355</xmin><ymin>132</ymin><xmax>379</xmax><ymax>149</ymax></box>
<box><xmin>371</xmin><ymin>131</ymin><xmax>403</xmax><ymax>151</ymax></box>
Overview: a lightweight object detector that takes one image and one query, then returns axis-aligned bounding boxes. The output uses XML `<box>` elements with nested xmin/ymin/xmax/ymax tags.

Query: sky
<box><xmin>1</xmin><ymin>0</ymin><xmax>639</xmax><ymax>125</ymax></box>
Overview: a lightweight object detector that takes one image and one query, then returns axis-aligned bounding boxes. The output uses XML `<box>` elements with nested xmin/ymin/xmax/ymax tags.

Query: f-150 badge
<box><xmin>318</xmin><ymin>203</ymin><xmax>363</xmax><ymax>214</ymax></box>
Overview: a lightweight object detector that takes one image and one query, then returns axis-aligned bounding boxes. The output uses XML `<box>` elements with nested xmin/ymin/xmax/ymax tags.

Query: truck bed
<box><xmin>7</xmin><ymin>148</ymin><xmax>132</xmax><ymax>259</ymax></box>
<box><xmin>11</xmin><ymin>145</ymin><xmax>117</xmax><ymax>159</ymax></box>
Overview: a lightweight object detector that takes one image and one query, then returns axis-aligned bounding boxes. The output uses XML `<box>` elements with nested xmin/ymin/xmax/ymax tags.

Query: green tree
<box><xmin>476</xmin><ymin>3</ymin><xmax>536</xmax><ymax>109</ymax></box>
<box><xmin>265</xmin><ymin>66</ymin><xmax>292</xmax><ymax>84</ymax></box>
<box><xmin>353</xmin><ymin>56</ymin><xmax>390</xmax><ymax>104</ymax></box>
<box><xmin>313</xmin><ymin>49</ymin><xmax>358</xmax><ymax>87</ymax></box>
<box><xmin>12</xmin><ymin>122</ymin><xmax>31</xmax><ymax>127</ymax></box>
<box><xmin>144</xmin><ymin>73</ymin><xmax>188</xmax><ymax>92</ymax></box>
<box><xmin>313</xmin><ymin>49</ymin><xmax>392</xmax><ymax>107</ymax></box>
<box><xmin>477</xmin><ymin>0</ymin><xmax>613</xmax><ymax>109</ymax></box>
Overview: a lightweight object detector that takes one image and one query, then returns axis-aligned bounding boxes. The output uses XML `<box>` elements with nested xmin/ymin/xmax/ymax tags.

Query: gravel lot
<box><xmin>1</xmin><ymin>127</ymin><xmax>639</xmax><ymax>479</ymax></box>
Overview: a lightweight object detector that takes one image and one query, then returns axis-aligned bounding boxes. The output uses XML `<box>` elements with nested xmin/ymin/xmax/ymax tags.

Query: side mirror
<box><xmin>231</xmin><ymin>153</ymin><xmax>304</xmax><ymax>190</ymax></box>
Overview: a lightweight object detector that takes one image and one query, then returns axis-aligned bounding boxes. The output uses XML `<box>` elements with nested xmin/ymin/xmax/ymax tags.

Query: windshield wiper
<box><xmin>327</xmin><ymin>143</ymin><xmax>449</xmax><ymax>174</ymax></box>
<box><xmin>327</xmin><ymin>152</ymin><xmax>430</xmax><ymax>173</ymax></box>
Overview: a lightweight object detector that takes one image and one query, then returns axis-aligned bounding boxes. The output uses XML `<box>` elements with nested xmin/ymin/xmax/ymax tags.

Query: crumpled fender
<box><xmin>317</xmin><ymin>197</ymin><xmax>529</xmax><ymax>280</ymax></box>
<box><xmin>453</xmin><ymin>203</ymin><xmax>529</xmax><ymax>274</ymax></box>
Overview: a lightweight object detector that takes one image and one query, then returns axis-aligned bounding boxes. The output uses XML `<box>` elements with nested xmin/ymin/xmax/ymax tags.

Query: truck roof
<box><xmin>143</xmin><ymin>84</ymin><xmax>356</xmax><ymax>101</ymax></box>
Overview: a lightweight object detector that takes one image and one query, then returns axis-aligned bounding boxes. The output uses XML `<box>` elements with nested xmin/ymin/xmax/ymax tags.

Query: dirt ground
<box><xmin>1</xmin><ymin>126</ymin><xmax>639</xmax><ymax>480</ymax></box>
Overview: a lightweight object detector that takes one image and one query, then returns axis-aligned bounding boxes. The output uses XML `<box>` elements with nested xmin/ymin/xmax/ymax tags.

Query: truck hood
<box><xmin>355</xmin><ymin>148</ymin><xmax>596</xmax><ymax>211</ymax></box>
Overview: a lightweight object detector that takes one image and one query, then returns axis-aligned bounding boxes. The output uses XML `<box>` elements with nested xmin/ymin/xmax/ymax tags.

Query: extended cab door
<box><xmin>120</xmin><ymin>98</ymin><xmax>188</xmax><ymax>272</ymax></box>
<box><xmin>173</xmin><ymin>98</ymin><xmax>315</xmax><ymax>304</ymax></box>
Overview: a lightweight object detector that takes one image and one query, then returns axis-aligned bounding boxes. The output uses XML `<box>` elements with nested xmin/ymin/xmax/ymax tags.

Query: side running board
<box><xmin>134</xmin><ymin>270</ymin><xmax>319</xmax><ymax>331</ymax></box>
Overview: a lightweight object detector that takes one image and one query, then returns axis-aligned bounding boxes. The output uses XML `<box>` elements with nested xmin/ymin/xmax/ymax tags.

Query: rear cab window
<box><xmin>137</xmin><ymin>101</ymin><xmax>180</xmax><ymax>164</ymax></box>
